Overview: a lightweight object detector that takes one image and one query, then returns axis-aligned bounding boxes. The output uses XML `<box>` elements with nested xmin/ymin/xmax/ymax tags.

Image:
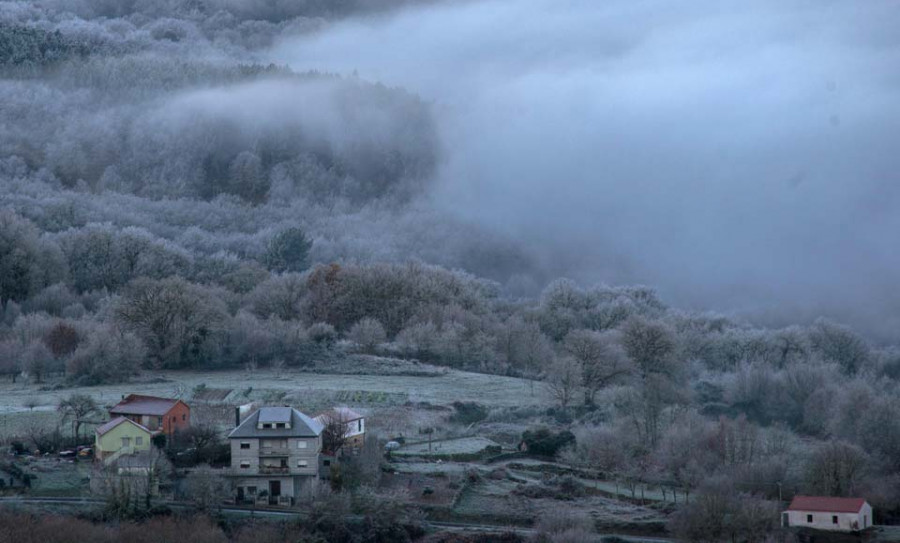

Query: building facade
<box><xmin>109</xmin><ymin>394</ymin><xmax>191</xmax><ymax>436</ymax></box>
<box><xmin>227</xmin><ymin>407</ymin><xmax>324</xmax><ymax>505</ymax></box>
<box><xmin>94</xmin><ymin>417</ymin><xmax>153</xmax><ymax>461</ymax></box>
<box><xmin>783</xmin><ymin>496</ymin><xmax>873</xmax><ymax>532</ymax></box>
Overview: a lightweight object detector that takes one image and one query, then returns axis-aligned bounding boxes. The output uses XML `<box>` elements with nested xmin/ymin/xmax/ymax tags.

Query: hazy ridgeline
<box><xmin>2</xmin><ymin>0</ymin><xmax>900</xmax><ymax>532</ymax></box>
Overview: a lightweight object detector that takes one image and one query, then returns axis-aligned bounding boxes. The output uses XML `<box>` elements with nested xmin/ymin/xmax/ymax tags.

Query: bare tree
<box><xmin>57</xmin><ymin>393</ymin><xmax>99</xmax><ymax>443</ymax></box>
<box><xmin>498</xmin><ymin>316</ymin><xmax>554</xmax><ymax>395</ymax></box>
<box><xmin>804</xmin><ymin>440</ymin><xmax>868</xmax><ymax>496</ymax></box>
<box><xmin>22</xmin><ymin>341</ymin><xmax>54</xmax><ymax>383</ymax></box>
<box><xmin>320</xmin><ymin>410</ymin><xmax>351</xmax><ymax>455</ymax></box>
<box><xmin>184</xmin><ymin>464</ymin><xmax>232</xmax><ymax>512</ymax></box>
<box><xmin>620</xmin><ymin>316</ymin><xmax>677</xmax><ymax>379</ymax></box>
<box><xmin>22</xmin><ymin>397</ymin><xmax>39</xmax><ymax>411</ymax></box>
<box><xmin>0</xmin><ymin>341</ymin><xmax>21</xmax><ymax>383</ymax></box>
<box><xmin>564</xmin><ymin>329</ymin><xmax>632</xmax><ymax>406</ymax></box>
<box><xmin>545</xmin><ymin>356</ymin><xmax>582</xmax><ymax>409</ymax></box>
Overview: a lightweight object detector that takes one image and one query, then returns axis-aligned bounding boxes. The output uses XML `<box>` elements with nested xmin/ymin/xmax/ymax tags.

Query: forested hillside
<box><xmin>2</xmin><ymin>0</ymin><xmax>900</xmax><ymax>537</ymax></box>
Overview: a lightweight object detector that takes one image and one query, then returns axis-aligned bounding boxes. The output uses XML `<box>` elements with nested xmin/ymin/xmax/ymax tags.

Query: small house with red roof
<box><xmin>109</xmin><ymin>394</ymin><xmax>190</xmax><ymax>436</ymax></box>
<box><xmin>783</xmin><ymin>496</ymin><xmax>873</xmax><ymax>532</ymax></box>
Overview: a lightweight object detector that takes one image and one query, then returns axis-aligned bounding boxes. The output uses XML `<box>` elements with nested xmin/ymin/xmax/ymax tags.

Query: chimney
<box><xmin>234</xmin><ymin>406</ymin><xmax>241</xmax><ymax>428</ymax></box>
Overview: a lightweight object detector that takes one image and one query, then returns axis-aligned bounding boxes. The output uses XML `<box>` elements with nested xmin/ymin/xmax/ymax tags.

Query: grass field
<box><xmin>25</xmin><ymin>458</ymin><xmax>92</xmax><ymax>497</ymax></box>
<box><xmin>0</xmin><ymin>367</ymin><xmax>551</xmax><ymax>440</ymax></box>
<box><xmin>395</xmin><ymin>436</ymin><xmax>503</xmax><ymax>457</ymax></box>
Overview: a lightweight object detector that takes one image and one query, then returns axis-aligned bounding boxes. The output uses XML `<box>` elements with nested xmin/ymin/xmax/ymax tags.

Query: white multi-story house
<box><xmin>227</xmin><ymin>407</ymin><xmax>324</xmax><ymax>506</ymax></box>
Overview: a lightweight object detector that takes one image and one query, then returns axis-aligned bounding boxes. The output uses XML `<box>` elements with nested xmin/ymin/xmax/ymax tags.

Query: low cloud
<box><xmin>271</xmin><ymin>0</ymin><xmax>900</xmax><ymax>339</ymax></box>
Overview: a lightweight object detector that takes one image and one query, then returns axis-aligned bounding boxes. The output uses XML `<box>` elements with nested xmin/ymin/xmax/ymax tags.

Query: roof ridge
<box><xmin>787</xmin><ymin>496</ymin><xmax>867</xmax><ymax>513</ymax></box>
<box><xmin>96</xmin><ymin>416</ymin><xmax>152</xmax><ymax>436</ymax></box>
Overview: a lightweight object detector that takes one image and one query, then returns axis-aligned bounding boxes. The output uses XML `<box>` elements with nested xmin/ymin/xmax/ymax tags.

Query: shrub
<box><xmin>450</xmin><ymin>401</ymin><xmax>489</xmax><ymax>425</ymax></box>
<box><xmin>521</xmin><ymin>428</ymin><xmax>576</xmax><ymax>457</ymax></box>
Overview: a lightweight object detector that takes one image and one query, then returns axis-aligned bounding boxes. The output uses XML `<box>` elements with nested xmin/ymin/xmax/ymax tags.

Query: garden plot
<box><xmin>453</xmin><ymin>478</ymin><xmax>535</xmax><ymax>524</ymax></box>
<box><xmin>17</xmin><ymin>457</ymin><xmax>92</xmax><ymax>497</ymax></box>
<box><xmin>454</xmin><ymin>478</ymin><xmax>667</xmax><ymax>531</ymax></box>
<box><xmin>393</xmin><ymin>436</ymin><xmax>502</xmax><ymax>460</ymax></box>
<box><xmin>378</xmin><ymin>471</ymin><xmax>459</xmax><ymax>508</ymax></box>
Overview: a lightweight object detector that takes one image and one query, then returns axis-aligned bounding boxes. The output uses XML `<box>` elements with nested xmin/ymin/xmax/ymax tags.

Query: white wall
<box><xmin>786</xmin><ymin>508</ymin><xmax>869</xmax><ymax>532</ymax></box>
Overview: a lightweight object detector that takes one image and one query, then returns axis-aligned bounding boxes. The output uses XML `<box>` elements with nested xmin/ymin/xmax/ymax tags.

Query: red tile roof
<box><xmin>95</xmin><ymin>416</ymin><xmax>151</xmax><ymax>437</ymax></box>
<box><xmin>787</xmin><ymin>496</ymin><xmax>866</xmax><ymax>513</ymax></box>
<box><xmin>110</xmin><ymin>394</ymin><xmax>184</xmax><ymax>416</ymax></box>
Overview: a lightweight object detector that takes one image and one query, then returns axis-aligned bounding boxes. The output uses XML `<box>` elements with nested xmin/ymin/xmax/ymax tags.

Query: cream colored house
<box><xmin>227</xmin><ymin>407</ymin><xmax>324</xmax><ymax>506</ymax></box>
<box><xmin>94</xmin><ymin>417</ymin><xmax>153</xmax><ymax>461</ymax></box>
<box><xmin>783</xmin><ymin>496</ymin><xmax>873</xmax><ymax>532</ymax></box>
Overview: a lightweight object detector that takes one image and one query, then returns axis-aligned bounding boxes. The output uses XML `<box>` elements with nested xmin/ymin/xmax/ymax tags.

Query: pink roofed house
<box><xmin>783</xmin><ymin>496</ymin><xmax>873</xmax><ymax>532</ymax></box>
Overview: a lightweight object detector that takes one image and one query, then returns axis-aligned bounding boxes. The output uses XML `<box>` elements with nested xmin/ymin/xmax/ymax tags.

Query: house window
<box><xmin>182</xmin><ymin>414</ymin><xmax>186</xmax><ymax>421</ymax></box>
<box><xmin>262</xmin><ymin>423</ymin><xmax>272</xmax><ymax>429</ymax></box>
<box><xmin>157</xmin><ymin>416</ymin><xmax>163</xmax><ymax>426</ymax></box>
<box><xmin>121</xmin><ymin>437</ymin><xmax>131</xmax><ymax>447</ymax></box>
<box><xmin>832</xmin><ymin>515</ymin><xmax>838</xmax><ymax>524</ymax></box>
<box><xmin>240</xmin><ymin>461</ymin><xmax>250</xmax><ymax>469</ymax></box>
<box><xmin>135</xmin><ymin>437</ymin><xmax>143</xmax><ymax>446</ymax></box>
<box><xmin>807</xmin><ymin>514</ymin><xmax>813</xmax><ymax>523</ymax></box>
<box><xmin>297</xmin><ymin>440</ymin><xmax>307</xmax><ymax>449</ymax></box>
<box><xmin>297</xmin><ymin>460</ymin><xmax>308</xmax><ymax>467</ymax></box>
<box><xmin>247</xmin><ymin>486</ymin><xmax>257</xmax><ymax>495</ymax></box>
<box><xmin>240</xmin><ymin>442</ymin><xmax>251</xmax><ymax>449</ymax></box>
<box><xmin>323</xmin><ymin>460</ymin><xmax>331</xmax><ymax>466</ymax></box>
<box><xmin>358</xmin><ymin>420</ymin><xmax>362</xmax><ymax>432</ymax></box>
<box><xmin>275</xmin><ymin>423</ymin><xmax>286</xmax><ymax>429</ymax></box>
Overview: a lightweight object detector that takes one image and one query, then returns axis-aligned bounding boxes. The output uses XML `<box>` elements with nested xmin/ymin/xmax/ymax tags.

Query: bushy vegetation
<box><xmin>0</xmin><ymin>508</ymin><xmax>426</xmax><ymax>543</ymax></box>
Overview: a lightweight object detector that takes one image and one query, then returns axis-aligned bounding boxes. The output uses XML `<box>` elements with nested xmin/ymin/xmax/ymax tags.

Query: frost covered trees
<box><xmin>563</xmin><ymin>329</ymin><xmax>632</xmax><ymax>405</ymax></box>
<box><xmin>264</xmin><ymin>228</ymin><xmax>312</xmax><ymax>273</ymax></box>
<box><xmin>0</xmin><ymin>211</ymin><xmax>66</xmax><ymax>302</ymax></box>
<box><xmin>348</xmin><ymin>317</ymin><xmax>386</xmax><ymax>354</ymax></box>
<box><xmin>114</xmin><ymin>277</ymin><xmax>229</xmax><ymax>369</ymax></box>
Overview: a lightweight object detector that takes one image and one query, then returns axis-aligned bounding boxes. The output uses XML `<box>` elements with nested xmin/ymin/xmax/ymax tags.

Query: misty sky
<box><xmin>270</xmin><ymin>0</ymin><xmax>900</xmax><ymax>339</ymax></box>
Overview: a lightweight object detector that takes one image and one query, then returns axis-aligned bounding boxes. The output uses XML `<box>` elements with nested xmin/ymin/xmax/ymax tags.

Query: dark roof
<box><xmin>258</xmin><ymin>407</ymin><xmax>292</xmax><ymax>423</ymax></box>
<box><xmin>95</xmin><ymin>416</ymin><xmax>151</xmax><ymax>437</ymax></box>
<box><xmin>110</xmin><ymin>394</ymin><xmax>185</xmax><ymax>416</ymax></box>
<box><xmin>787</xmin><ymin>496</ymin><xmax>867</xmax><ymax>513</ymax></box>
<box><xmin>228</xmin><ymin>407</ymin><xmax>324</xmax><ymax>439</ymax></box>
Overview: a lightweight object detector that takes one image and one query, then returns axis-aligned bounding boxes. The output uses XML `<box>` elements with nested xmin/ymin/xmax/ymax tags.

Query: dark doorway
<box><xmin>269</xmin><ymin>480</ymin><xmax>281</xmax><ymax>505</ymax></box>
<box><xmin>782</xmin><ymin>513</ymin><xmax>789</xmax><ymax>528</ymax></box>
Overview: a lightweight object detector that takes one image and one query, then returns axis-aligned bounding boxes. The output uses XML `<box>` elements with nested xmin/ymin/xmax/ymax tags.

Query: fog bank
<box><xmin>271</xmin><ymin>0</ymin><xmax>900</xmax><ymax>339</ymax></box>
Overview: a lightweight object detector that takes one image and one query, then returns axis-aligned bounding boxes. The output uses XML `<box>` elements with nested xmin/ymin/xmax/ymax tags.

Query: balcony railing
<box><xmin>259</xmin><ymin>465</ymin><xmax>290</xmax><ymax>474</ymax></box>
<box><xmin>258</xmin><ymin>448</ymin><xmax>290</xmax><ymax>457</ymax></box>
